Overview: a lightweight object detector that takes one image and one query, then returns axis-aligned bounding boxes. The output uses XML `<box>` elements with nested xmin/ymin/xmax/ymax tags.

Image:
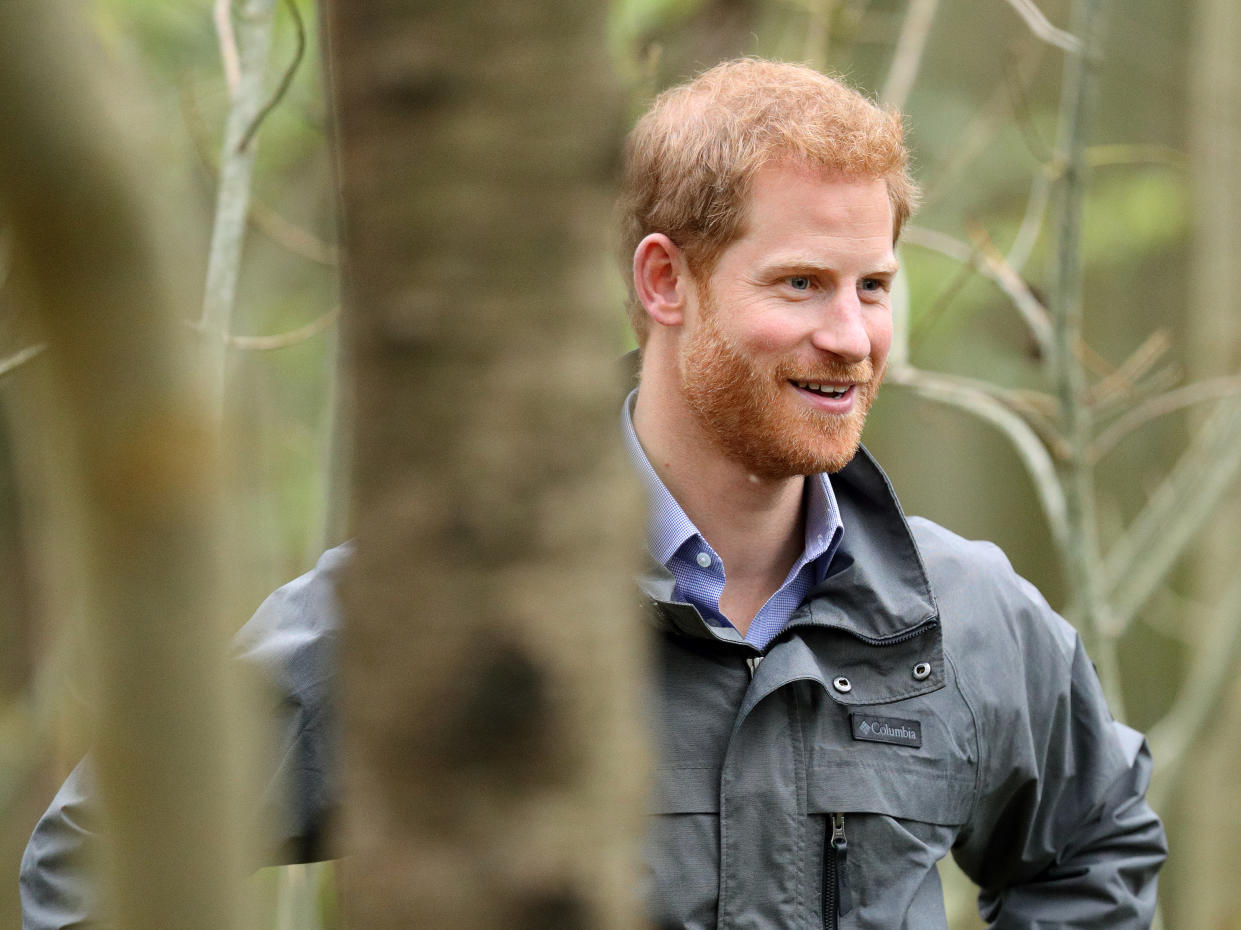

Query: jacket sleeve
<box><xmin>18</xmin><ymin>544</ymin><xmax>347</xmax><ymax>930</ymax></box>
<box><xmin>945</xmin><ymin>555</ymin><xmax>1167</xmax><ymax>929</ymax></box>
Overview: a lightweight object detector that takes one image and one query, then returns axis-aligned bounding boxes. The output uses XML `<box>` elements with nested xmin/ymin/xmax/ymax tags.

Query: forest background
<box><xmin>1</xmin><ymin>0</ymin><xmax>1239</xmax><ymax>927</ymax></box>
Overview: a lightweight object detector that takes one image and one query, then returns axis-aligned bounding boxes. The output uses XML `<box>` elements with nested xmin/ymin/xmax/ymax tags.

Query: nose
<box><xmin>809</xmin><ymin>289</ymin><xmax>871</xmax><ymax>363</ymax></box>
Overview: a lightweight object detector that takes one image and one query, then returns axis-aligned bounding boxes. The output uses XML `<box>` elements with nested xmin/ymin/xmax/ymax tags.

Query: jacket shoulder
<box><xmin>232</xmin><ymin>542</ymin><xmax>350</xmax><ymax>705</ymax></box>
<box><xmin>907</xmin><ymin>516</ymin><xmax>1077</xmax><ymax>670</ymax></box>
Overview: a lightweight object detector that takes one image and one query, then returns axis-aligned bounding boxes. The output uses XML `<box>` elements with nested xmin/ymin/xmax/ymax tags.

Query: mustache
<box><xmin>779</xmin><ymin>359</ymin><xmax>875</xmax><ymax>383</ymax></box>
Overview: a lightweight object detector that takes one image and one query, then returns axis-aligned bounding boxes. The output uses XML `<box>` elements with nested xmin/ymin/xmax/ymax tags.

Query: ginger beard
<box><xmin>678</xmin><ymin>286</ymin><xmax>881</xmax><ymax>479</ymax></box>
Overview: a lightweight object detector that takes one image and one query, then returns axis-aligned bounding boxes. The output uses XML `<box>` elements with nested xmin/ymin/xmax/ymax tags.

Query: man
<box><xmin>22</xmin><ymin>58</ymin><xmax>1165</xmax><ymax>928</ymax></box>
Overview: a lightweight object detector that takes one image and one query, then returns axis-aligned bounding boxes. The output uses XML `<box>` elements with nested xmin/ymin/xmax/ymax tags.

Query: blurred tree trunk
<box><xmin>0</xmin><ymin>4</ymin><xmax>246</xmax><ymax>930</ymax></box>
<box><xmin>1174</xmin><ymin>0</ymin><xmax>1241</xmax><ymax>925</ymax></box>
<box><xmin>323</xmin><ymin>2</ymin><xmax>648</xmax><ymax>928</ymax></box>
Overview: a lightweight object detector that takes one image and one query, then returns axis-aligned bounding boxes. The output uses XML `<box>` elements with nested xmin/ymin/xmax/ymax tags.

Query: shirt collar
<box><xmin>621</xmin><ymin>388</ymin><xmax>844</xmax><ymax>574</ymax></box>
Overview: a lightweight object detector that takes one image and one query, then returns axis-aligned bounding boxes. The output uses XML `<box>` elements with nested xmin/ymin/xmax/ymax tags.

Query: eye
<box><xmin>859</xmin><ymin>278</ymin><xmax>884</xmax><ymax>292</ymax></box>
<box><xmin>787</xmin><ymin>275</ymin><xmax>813</xmax><ymax>291</ymax></box>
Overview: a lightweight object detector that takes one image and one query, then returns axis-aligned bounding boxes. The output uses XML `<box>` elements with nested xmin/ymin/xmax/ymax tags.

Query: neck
<box><xmin>633</xmin><ymin>361</ymin><xmax>807</xmax><ymax>632</ymax></box>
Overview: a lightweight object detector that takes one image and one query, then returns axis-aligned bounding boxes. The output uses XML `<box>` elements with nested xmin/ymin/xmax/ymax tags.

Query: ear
<box><xmin>633</xmin><ymin>233</ymin><xmax>691</xmax><ymax>329</ymax></box>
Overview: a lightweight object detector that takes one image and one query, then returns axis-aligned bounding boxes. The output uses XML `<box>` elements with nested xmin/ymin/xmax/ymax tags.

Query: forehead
<box><xmin>731</xmin><ymin>160</ymin><xmax>896</xmax><ymax>263</ymax></box>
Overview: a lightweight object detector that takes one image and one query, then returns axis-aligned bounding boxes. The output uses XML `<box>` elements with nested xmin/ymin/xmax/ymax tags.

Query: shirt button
<box><xmin>695</xmin><ymin>551</ymin><xmax>712</xmax><ymax>569</ymax></box>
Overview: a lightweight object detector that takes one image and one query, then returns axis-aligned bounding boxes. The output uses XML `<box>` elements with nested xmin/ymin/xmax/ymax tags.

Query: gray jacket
<box><xmin>20</xmin><ymin>448</ymin><xmax>1165</xmax><ymax>929</ymax></box>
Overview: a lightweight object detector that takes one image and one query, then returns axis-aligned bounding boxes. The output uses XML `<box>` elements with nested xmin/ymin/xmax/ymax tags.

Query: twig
<box><xmin>214</xmin><ymin>0</ymin><xmax>241</xmax><ymax>97</ymax></box>
<box><xmin>1092</xmin><ymin>375</ymin><xmax>1241</xmax><ymax>461</ymax></box>
<box><xmin>1086</xmin><ymin>329</ymin><xmax>1170</xmax><ymax>407</ymax></box>
<box><xmin>178</xmin><ymin>79</ymin><xmax>338</xmax><ymax>267</ymax></box>
<box><xmin>199</xmin><ymin>0</ymin><xmax>277</xmax><ymax>407</ymax></box>
<box><xmin>963</xmin><ymin>217</ymin><xmax>1054</xmax><ymax>357</ymax></box>
<box><xmin>1004</xmin><ymin>48</ymin><xmax>1054</xmax><ymax>164</ymax></box>
<box><xmin>887</xmin><ymin>364</ymin><xmax>1071</xmax><ymax>550</ymax></box>
<box><xmin>1001</xmin><ymin>0</ymin><xmax>1085</xmax><ymax>54</ymax></box>
<box><xmin>226</xmin><ymin>306</ymin><xmax>339</xmax><ymax>351</ymax></box>
<box><xmin>1101</xmin><ymin>395</ymin><xmax>1241</xmax><ymax>634</ymax></box>
<box><xmin>1147</xmin><ymin>567</ymin><xmax>1241</xmax><ymax>812</ymax></box>
<box><xmin>185</xmin><ymin>307</ymin><xmax>339</xmax><ymax>351</ymax></box>
<box><xmin>0</xmin><ymin>342</ymin><xmax>47</xmax><ymax>379</ymax></box>
<box><xmin>1005</xmin><ymin>163</ymin><xmax>1053</xmax><ymax>272</ymax></box>
<box><xmin>880</xmin><ymin>0</ymin><xmax>939</xmax><ymax>110</ymax></box>
<box><xmin>923</xmin><ymin>41</ymin><xmax>1045</xmax><ymax>206</ymax></box>
<box><xmin>237</xmin><ymin>0</ymin><xmax>305</xmax><ymax>153</ymax></box>
<box><xmin>1084</xmin><ymin>143</ymin><xmax>1190</xmax><ymax>170</ymax></box>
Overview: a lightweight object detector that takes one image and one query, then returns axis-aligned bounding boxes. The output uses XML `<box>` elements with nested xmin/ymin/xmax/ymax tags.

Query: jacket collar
<box><xmin>637</xmin><ymin>443</ymin><xmax>940</xmax><ymax>648</ymax></box>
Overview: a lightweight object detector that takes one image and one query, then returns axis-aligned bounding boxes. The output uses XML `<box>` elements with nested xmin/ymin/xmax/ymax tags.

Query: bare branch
<box><xmin>1005</xmin><ymin>164</ymin><xmax>1053</xmax><ymax>272</ymax></box>
<box><xmin>249</xmin><ymin>200</ymin><xmax>339</xmax><ymax>266</ymax></box>
<box><xmin>1101</xmin><ymin>395</ymin><xmax>1241</xmax><ymax>633</ymax></box>
<box><xmin>887</xmin><ymin>364</ymin><xmax>1070</xmax><ymax>551</ymax></box>
<box><xmin>963</xmin><ymin>218</ymin><xmax>1055</xmax><ymax>357</ymax></box>
<box><xmin>1092</xmin><ymin>374</ymin><xmax>1241</xmax><ymax>463</ymax></box>
<box><xmin>880</xmin><ymin>0</ymin><xmax>940</xmax><ymax>110</ymax></box>
<box><xmin>1087</xmin><ymin>329</ymin><xmax>1171</xmax><ymax>408</ymax></box>
<box><xmin>227</xmin><ymin>306</ymin><xmax>339</xmax><ymax>351</ymax></box>
<box><xmin>199</xmin><ymin>0</ymin><xmax>277</xmax><ymax>405</ymax></box>
<box><xmin>237</xmin><ymin>0</ymin><xmax>306</xmax><ymax>153</ymax></box>
<box><xmin>1001</xmin><ymin>0</ymin><xmax>1084</xmax><ymax>54</ymax></box>
<box><xmin>1147</xmin><ymin>568</ymin><xmax>1241</xmax><ymax>811</ymax></box>
<box><xmin>1085</xmin><ymin>143</ymin><xmax>1190</xmax><ymax>170</ymax></box>
<box><xmin>0</xmin><ymin>342</ymin><xmax>47</xmax><ymax>379</ymax></box>
<box><xmin>178</xmin><ymin>79</ymin><xmax>338</xmax><ymax>267</ymax></box>
<box><xmin>214</xmin><ymin>0</ymin><xmax>241</xmax><ymax>97</ymax></box>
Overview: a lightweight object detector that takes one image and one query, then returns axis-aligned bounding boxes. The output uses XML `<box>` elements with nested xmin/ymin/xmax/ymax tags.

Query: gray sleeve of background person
<box><xmin>927</xmin><ymin>525</ymin><xmax>1167</xmax><ymax>929</ymax></box>
<box><xmin>18</xmin><ymin>544</ymin><xmax>348</xmax><ymax>930</ymax></box>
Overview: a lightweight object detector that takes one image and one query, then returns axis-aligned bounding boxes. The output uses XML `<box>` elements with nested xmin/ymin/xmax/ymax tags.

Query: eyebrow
<box><xmin>762</xmin><ymin>257</ymin><xmax>900</xmax><ymax>276</ymax></box>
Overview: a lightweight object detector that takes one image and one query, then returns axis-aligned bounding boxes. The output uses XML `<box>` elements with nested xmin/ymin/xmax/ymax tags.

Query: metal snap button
<box><xmin>912</xmin><ymin>662</ymin><xmax>932</xmax><ymax>681</ymax></box>
<box><xmin>832</xmin><ymin>676</ymin><xmax>852</xmax><ymax>693</ymax></box>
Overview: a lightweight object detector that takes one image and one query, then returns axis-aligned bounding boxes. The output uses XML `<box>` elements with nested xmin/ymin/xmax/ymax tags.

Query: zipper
<box><xmin>822</xmin><ymin>813</ymin><xmax>852</xmax><ymax>930</ymax></box>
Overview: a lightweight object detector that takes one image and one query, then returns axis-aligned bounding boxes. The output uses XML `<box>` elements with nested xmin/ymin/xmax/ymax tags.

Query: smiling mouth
<box><xmin>791</xmin><ymin>380</ymin><xmax>853</xmax><ymax>399</ymax></box>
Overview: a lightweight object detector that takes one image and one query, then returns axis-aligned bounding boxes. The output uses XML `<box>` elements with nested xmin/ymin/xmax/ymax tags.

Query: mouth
<box><xmin>790</xmin><ymin>380</ymin><xmax>854</xmax><ymax>399</ymax></box>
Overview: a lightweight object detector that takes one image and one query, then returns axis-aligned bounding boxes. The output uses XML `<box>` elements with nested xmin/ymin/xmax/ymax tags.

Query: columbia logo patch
<box><xmin>850</xmin><ymin>713</ymin><xmax>922</xmax><ymax>748</ymax></box>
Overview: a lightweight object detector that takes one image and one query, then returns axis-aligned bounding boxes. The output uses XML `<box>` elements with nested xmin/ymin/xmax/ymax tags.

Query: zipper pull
<box><xmin>746</xmin><ymin>655</ymin><xmax>763</xmax><ymax>678</ymax></box>
<box><xmin>831</xmin><ymin>813</ymin><xmax>852</xmax><ymax>916</ymax></box>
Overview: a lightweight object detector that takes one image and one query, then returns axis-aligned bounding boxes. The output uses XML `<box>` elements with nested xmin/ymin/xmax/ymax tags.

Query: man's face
<box><xmin>677</xmin><ymin>161</ymin><xmax>896</xmax><ymax>478</ymax></box>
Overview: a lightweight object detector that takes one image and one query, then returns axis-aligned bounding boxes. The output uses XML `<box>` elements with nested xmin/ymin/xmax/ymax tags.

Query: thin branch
<box><xmin>1084</xmin><ymin>143</ymin><xmax>1190</xmax><ymax>170</ymax></box>
<box><xmin>880</xmin><ymin>0</ymin><xmax>940</xmax><ymax>110</ymax></box>
<box><xmin>185</xmin><ymin>307</ymin><xmax>339</xmax><ymax>351</ymax></box>
<box><xmin>1092</xmin><ymin>374</ymin><xmax>1241</xmax><ymax>463</ymax></box>
<box><xmin>1147</xmin><ymin>568</ymin><xmax>1241</xmax><ymax>812</ymax></box>
<box><xmin>1086</xmin><ymin>329</ymin><xmax>1171</xmax><ymax>407</ymax></box>
<box><xmin>199</xmin><ymin>0</ymin><xmax>277</xmax><ymax>407</ymax></box>
<box><xmin>1005</xmin><ymin>163</ymin><xmax>1053</xmax><ymax>272</ymax></box>
<box><xmin>923</xmin><ymin>41</ymin><xmax>1045</xmax><ymax>206</ymax></box>
<box><xmin>887</xmin><ymin>364</ymin><xmax>1071</xmax><ymax>551</ymax></box>
<box><xmin>237</xmin><ymin>0</ymin><xmax>305</xmax><ymax>153</ymax></box>
<box><xmin>1001</xmin><ymin>0</ymin><xmax>1085</xmax><ymax>54</ymax></box>
<box><xmin>0</xmin><ymin>342</ymin><xmax>47</xmax><ymax>379</ymax></box>
<box><xmin>227</xmin><ymin>306</ymin><xmax>339</xmax><ymax>350</ymax></box>
<box><xmin>1101</xmin><ymin>395</ymin><xmax>1241</xmax><ymax>634</ymax></box>
<box><xmin>214</xmin><ymin>0</ymin><xmax>241</xmax><ymax>97</ymax></box>
<box><xmin>249</xmin><ymin>199</ymin><xmax>339</xmax><ymax>265</ymax></box>
<box><xmin>178</xmin><ymin>79</ymin><xmax>338</xmax><ymax>267</ymax></box>
<box><xmin>964</xmin><ymin>217</ymin><xmax>1054</xmax><ymax>357</ymax></box>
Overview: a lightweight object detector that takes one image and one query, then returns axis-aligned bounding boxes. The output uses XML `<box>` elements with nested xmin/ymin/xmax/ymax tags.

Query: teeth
<box><xmin>795</xmin><ymin>380</ymin><xmax>848</xmax><ymax>397</ymax></box>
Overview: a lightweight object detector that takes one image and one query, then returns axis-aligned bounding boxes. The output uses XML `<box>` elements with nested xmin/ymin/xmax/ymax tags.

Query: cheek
<box><xmin>867</xmin><ymin>311</ymin><xmax>894</xmax><ymax>365</ymax></box>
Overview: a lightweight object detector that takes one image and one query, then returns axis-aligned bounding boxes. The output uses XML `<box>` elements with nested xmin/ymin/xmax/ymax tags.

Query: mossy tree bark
<box><xmin>322</xmin><ymin>2</ymin><xmax>648</xmax><ymax>928</ymax></box>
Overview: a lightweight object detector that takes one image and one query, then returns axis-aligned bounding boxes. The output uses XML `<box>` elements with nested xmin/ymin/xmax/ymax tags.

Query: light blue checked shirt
<box><xmin>623</xmin><ymin>390</ymin><xmax>844</xmax><ymax>650</ymax></box>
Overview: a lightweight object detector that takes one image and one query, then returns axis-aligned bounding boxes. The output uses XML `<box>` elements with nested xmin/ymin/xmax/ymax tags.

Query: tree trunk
<box><xmin>0</xmin><ymin>4</ymin><xmax>246</xmax><ymax>930</ymax></box>
<box><xmin>323</xmin><ymin>3</ymin><xmax>648</xmax><ymax>928</ymax></box>
<box><xmin>1172</xmin><ymin>0</ymin><xmax>1241</xmax><ymax>925</ymax></box>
